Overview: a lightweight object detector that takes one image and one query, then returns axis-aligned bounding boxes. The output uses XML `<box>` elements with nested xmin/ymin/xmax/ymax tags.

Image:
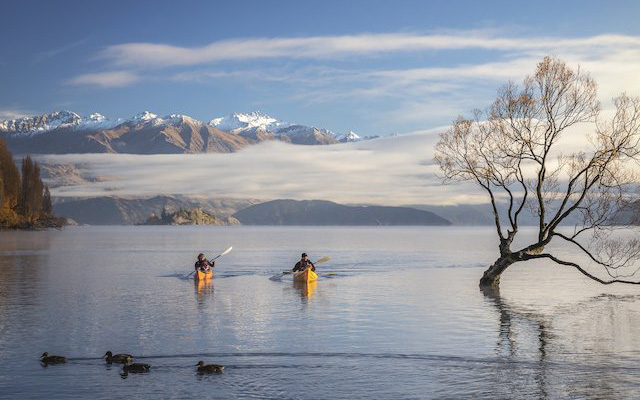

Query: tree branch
<box><xmin>531</xmin><ymin>253</ymin><xmax>640</xmax><ymax>285</ymax></box>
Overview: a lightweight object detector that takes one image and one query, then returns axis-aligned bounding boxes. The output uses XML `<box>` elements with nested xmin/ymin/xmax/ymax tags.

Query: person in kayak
<box><xmin>195</xmin><ymin>253</ymin><xmax>215</xmax><ymax>273</ymax></box>
<box><xmin>292</xmin><ymin>253</ymin><xmax>315</xmax><ymax>272</ymax></box>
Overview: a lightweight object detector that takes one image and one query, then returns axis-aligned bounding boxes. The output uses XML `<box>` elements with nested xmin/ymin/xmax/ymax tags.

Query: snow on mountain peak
<box><xmin>132</xmin><ymin>111</ymin><xmax>159</xmax><ymax>122</ymax></box>
<box><xmin>336</xmin><ymin>130</ymin><xmax>362</xmax><ymax>142</ymax></box>
<box><xmin>0</xmin><ymin>110</ymin><xmax>83</xmax><ymax>136</ymax></box>
<box><xmin>165</xmin><ymin>113</ymin><xmax>200</xmax><ymax>125</ymax></box>
<box><xmin>209</xmin><ymin>111</ymin><xmax>290</xmax><ymax>133</ymax></box>
<box><xmin>0</xmin><ymin>109</ymin><xmax>371</xmax><ymax>144</ymax></box>
<box><xmin>89</xmin><ymin>113</ymin><xmax>107</xmax><ymax>122</ymax></box>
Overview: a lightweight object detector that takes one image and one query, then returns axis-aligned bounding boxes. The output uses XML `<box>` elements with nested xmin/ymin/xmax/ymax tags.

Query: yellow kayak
<box><xmin>195</xmin><ymin>269</ymin><xmax>213</xmax><ymax>281</ymax></box>
<box><xmin>293</xmin><ymin>280</ymin><xmax>317</xmax><ymax>298</ymax></box>
<box><xmin>292</xmin><ymin>268</ymin><xmax>317</xmax><ymax>283</ymax></box>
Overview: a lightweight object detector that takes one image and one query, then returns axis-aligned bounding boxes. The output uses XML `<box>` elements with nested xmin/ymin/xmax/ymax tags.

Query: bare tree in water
<box><xmin>434</xmin><ymin>56</ymin><xmax>640</xmax><ymax>287</ymax></box>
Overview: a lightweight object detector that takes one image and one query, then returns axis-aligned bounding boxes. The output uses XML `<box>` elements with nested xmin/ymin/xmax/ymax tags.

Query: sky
<box><xmin>2</xmin><ymin>0</ymin><xmax>640</xmax><ymax>137</ymax></box>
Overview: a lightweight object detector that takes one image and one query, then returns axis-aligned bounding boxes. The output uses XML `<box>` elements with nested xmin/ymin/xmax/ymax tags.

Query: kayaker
<box><xmin>195</xmin><ymin>253</ymin><xmax>215</xmax><ymax>272</ymax></box>
<box><xmin>292</xmin><ymin>253</ymin><xmax>315</xmax><ymax>272</ymax></box>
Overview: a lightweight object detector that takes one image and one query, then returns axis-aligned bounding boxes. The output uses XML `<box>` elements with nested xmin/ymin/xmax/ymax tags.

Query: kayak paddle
<box><xmin>188</xmin><ymin>246</ymin><xmax>233</xmax><ymax>277</ymax></box>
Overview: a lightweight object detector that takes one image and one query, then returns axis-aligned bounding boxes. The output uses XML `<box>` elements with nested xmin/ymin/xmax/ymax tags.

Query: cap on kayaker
<box><xmin>302</xmin><ymin>253</ymin><xmax>307</xmax><ymax>257</ymax></box>
<box><xmin>198</xmin><ymin>253</ymin><xmax>205</xmax><ymax>259</ymax></box>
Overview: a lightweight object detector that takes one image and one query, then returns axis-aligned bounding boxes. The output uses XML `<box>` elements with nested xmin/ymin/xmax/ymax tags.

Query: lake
<box><xmin>1</xmin><ymin>226</ymin><xmax>640</xmax><ymax>399</ymax></box>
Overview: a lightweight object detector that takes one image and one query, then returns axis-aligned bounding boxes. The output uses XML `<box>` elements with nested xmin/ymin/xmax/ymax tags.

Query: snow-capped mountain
<box><xmin>208</xmin><ymin>111</ymin><xmax>361</xmax><ymax>145</ymax></box>
<box><xmin>131</xmin><ymin>110</ymin><xmax>159</xmax><ymax>124</ymax></box>
<box><xmin>0</xmin><ymin>110</ymin><xmax>83</xmax><ymax>136</ymax></box>
<box><xmin>0</xmin><ymin>110</ymin><xmax>371</xmax><ymax>154</ymax></box>
<box><xmin>336</xmin><ymin>130</ymin><xmax>362</xmax><ymax>143</ymax></box>
<box><xmin>0</xmin><ymin>110</ymin><xmax>124</xmax><ymax>136</ymax></box>
<box><xmin>209</xmin><ymin>111</ymin><xmax>290</xmax><ymax>133</ymax></box>
<box><xmin>126</xmin><ymin>111</ymin><xmax>203</xmax><ymax>127</ymax></box>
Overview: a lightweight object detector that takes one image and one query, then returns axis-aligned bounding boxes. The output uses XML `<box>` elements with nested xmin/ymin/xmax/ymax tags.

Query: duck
<box><xmin>103</xmin><ymin>351</ymin><xmax>134</xmax><ymax>364</ymax></box>
<box><xmin>40</xmin><ymin>352</ymin><xmax>66</xmax><ymax>364</ymax></box>
<box><xmin>196</xmin><ymin>361</ymin><xmax>225</xmax><ymax>373</ymax></box>
<box><xmin>122</xmin><ymin>362</ymin><xmax>150</xmax><ymax>373</ymax></box>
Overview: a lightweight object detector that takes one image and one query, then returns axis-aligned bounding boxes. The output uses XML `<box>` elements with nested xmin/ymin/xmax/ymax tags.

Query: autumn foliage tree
<box><xmin>0</xmin><ymin>137</ymin><xmax>56</xmax><ymax>228</ymax></box>
<box><xmin>434</xmin><ymin>56</ymin><xmax>640</xmax><ymax>287</ymax></box>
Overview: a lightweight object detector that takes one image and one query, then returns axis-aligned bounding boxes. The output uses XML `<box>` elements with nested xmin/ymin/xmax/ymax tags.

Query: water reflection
<box><xmin>293</xmin><ymin>280</ymin><xmax>317</xmax><ymax>299</ymax></box>
<box><xmin>194</xmin><ymin>279</ymin><xmax>214</xmax><ymax>305</ymax></box>
<box><xmin>481</xmin><ymin>286</ymin><xmax>550</xmax><ymax>399</ymax></box>
<box><xmin>0</xmin><ymin>231</ymin><xmax>53</xmax><ymax>349</ymax></box>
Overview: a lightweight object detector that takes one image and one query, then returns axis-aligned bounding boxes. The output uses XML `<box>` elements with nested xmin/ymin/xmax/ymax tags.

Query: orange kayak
<box><xmin>195</xmin><ymin>269</ymin><xmax>213</xmax><ymax>281</ymax></box>
<box><xmin>292</xmin><ymin>268</ymin><xmax>317</xmax><ymax>283</ymax></box>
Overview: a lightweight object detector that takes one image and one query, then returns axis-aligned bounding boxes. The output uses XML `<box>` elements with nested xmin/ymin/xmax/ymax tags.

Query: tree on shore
<box><xmin>434</xmin><ymin>56</ymin><xmax>640</xmax><ymax>287</ymax></box>
<box><xmin>0</xmin><ymin>138</ymin><xmax>21</xmax><ymax>225</ymax></box>
<box><xmin>19</xmin><ymin>156</ymin><xmax>44</xmax><ymax>222</ymax></box>
<box><xmin>42</xmin><ymin>186</ymin><xmax>52</xmax><ymax>215</ymax></box>
<box><xmin>0</xmin><ymin>137</ymin><xmax>58</xmax><ymax>228</ymax></box>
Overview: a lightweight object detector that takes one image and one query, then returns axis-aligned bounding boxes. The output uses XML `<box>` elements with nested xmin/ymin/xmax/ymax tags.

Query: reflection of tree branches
<box><xmin>481</xmin><ymin>286</ymin><xmax>549</xmax><ymax>400</ymax></box>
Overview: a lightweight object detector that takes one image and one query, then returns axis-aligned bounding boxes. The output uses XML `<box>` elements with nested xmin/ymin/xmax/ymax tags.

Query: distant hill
<box><xmin>233</xmin><ymin>199</ymin><xmax>451</xmax><ymax>226</ymax></box>
<box><xmin>412</xmin><ymin>203</ymin><xmax>584</xmax><ymax>226</ymax></box>
<box><xmin>53</xmin><ymin>196</ymin><xmax>259</xmax><ymax>225</ymax></box>
<box><xmin>410</xmin><ymin>204</ymin><xmax>497</xmax><ymax>226</ymax></box>
<box><xmin>139</xmin><ymin>207</ymin><xmax>240</xmax><ymax>226</ymax></box>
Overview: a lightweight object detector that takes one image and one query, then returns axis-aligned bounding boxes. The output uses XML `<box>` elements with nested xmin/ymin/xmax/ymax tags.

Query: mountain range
<box><xmin>0</xmin><ymin>110</ymin><xmax>371</xmax><ymax>154</ymax></box>
<box><xmin>53</xmin><ymin>196</ymin><xmax>452</xmax><ymax>226</ymax></box>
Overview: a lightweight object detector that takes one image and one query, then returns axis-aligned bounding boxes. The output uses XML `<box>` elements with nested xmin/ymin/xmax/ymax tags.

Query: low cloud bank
<box><xmin>39</xmin><ymin>128</ymin><xmax>486</xmax><ymax>205</ymax></box>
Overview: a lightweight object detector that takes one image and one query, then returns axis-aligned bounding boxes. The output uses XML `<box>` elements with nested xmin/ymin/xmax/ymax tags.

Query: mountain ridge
<box><xmin>233</xmin><ymin>199</ymin><xmax>452</xmax><ymax>226</ymax></box>
<box><xmin>0</xmin><ymin>110</ymin><xmax>373</xmax><ymax>154</ymax></box>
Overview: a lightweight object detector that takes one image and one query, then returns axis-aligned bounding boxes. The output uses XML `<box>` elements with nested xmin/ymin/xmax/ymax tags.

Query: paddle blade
<box><xmin>212</xmin><ymin>246</ymin><xmax>233</xmax><ymax>260</ymax></box>
<box><xmin>314</xmin><ymin>256</ymin><xmax>331</xmax><ymax>265</ymax></box>
<box><xmin>219</xmin><ymin>246</ymin><xmax>233</xmax><ymax>257</ymax></box>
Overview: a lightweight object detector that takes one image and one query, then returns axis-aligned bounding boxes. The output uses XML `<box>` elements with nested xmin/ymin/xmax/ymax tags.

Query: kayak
<box><xmin>293</xmin><ymin>280</ymin><xmax>317</xmax><ymax>298</ymax></box>
<box><xmin>292</xmin><ymin>268</ymin><xmax>317</xmax><ymax>283</ymax></box>
<box><xmin>195</xmin><ymin>269</ymin><xmax>213</xmax><ymax>281</ymax></box>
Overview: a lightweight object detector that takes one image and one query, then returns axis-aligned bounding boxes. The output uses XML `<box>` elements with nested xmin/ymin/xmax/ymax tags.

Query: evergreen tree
<box><xmin>19</xmin><ymin>156</ymin><xmax>44</xmax><ymax>221</ymax></box>
<box><xmin>42</xmin><ymin>186</ymin><xmax>52</xmax><ymax>215</ymax></box>
<box><xmin>19</xmin><ymin>156</ymin><xmax>34</xmax><ymax>220</ymax></box>
<box><xmin>0</xmin><ymin>138</ymin><xmax>19</xmax><ymax>209</ymax></box>
<box><xmin>33</xmin><ymin>162</ymin><xmax>43</xmax><ymax>216</ymax></box>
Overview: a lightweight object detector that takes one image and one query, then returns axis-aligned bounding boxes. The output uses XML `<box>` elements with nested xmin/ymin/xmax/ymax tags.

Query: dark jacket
<box><xmin>292</xmin><ymin>260</ymin><xmax>315</xmax><ymax>272</ymax></box>
<box><xmin>195</xmin><ymin>259</ymin><xmax>214</xmax><ymax>271</ymax></box>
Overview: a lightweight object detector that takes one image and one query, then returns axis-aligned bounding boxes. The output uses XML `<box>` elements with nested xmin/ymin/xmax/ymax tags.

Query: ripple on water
<box><xmin>2</xmin><ymin>226</ymin><xmax>640</xmax><ymax>399</ymax></box>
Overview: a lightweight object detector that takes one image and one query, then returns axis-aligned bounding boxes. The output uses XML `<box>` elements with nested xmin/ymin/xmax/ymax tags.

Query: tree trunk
<box><xmin>479</xmin><ymin>255</ymin><xmax>516</xmax><ymax>287</ymax></box>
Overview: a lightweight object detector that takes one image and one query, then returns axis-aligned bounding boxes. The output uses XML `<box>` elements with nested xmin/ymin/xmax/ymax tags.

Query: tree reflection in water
<box><xmin>482</xmin><ymin>285</ymin><xmax>550</xmax><ymax>399</ymax></box>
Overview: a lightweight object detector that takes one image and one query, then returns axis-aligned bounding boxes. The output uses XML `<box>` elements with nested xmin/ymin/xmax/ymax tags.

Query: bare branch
<box><xmin>434</xmin><ymin>56</ymin><xmax>640</xmax><ymax>287</ymax></box>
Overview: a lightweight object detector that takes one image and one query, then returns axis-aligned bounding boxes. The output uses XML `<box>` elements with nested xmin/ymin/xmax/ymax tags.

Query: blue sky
<box><xmin>2</xmin><ymin>0</ymin><xmax>640</xmax><ymax>136</ymax></box>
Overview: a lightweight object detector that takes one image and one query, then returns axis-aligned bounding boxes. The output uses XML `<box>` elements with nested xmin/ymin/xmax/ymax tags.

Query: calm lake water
<box><xmin>1</xmin><ymin>226</ymin><xmax>640</xmax><ymax>399</ymax></box>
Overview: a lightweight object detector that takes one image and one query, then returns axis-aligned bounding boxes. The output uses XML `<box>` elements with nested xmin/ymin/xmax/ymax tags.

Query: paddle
<box><xmin>188</xmin><ymin>246</ymin><xmax>233</xmax><ymax>277</ymax></box>
<box><xmin>283</xmin><ymin>255</ymin><xmax>330</xmax><ymax>274</ymax></box>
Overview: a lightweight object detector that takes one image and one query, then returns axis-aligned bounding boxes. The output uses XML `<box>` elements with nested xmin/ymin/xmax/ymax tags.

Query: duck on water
<box><xmin>196</xmin><ymin>361</ymin><xmax>224</xmax><ymax>373</ymax></box>
<box><xmin>103</xmin><ymin>351</ymin><xmax>134</xmax><ymax>364</ymax></box>
<box><xmin>40</xmin><ymin>352</ymin><xmax>66</xmax><ymax>364</ymax></box>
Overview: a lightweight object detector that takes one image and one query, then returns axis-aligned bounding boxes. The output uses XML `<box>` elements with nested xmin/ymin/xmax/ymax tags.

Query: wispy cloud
<box><xmin>35</xmin><ymin>38</ymin><xmax>90</xmax><ymax>62</ymax></box>
<box><xmin>67</xmin><ymin>71</ymin><xmax>141</xmax><ymax>88</ymax></box>
<box><xmin>98</xmin><ymin>32</ymin><xmax>640</xmax><ymax>67</ymax></box>
<box><xmin>67</xmin><ymin>30</ymin><xmax>640</xmax><ymax>134</ymax></box>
